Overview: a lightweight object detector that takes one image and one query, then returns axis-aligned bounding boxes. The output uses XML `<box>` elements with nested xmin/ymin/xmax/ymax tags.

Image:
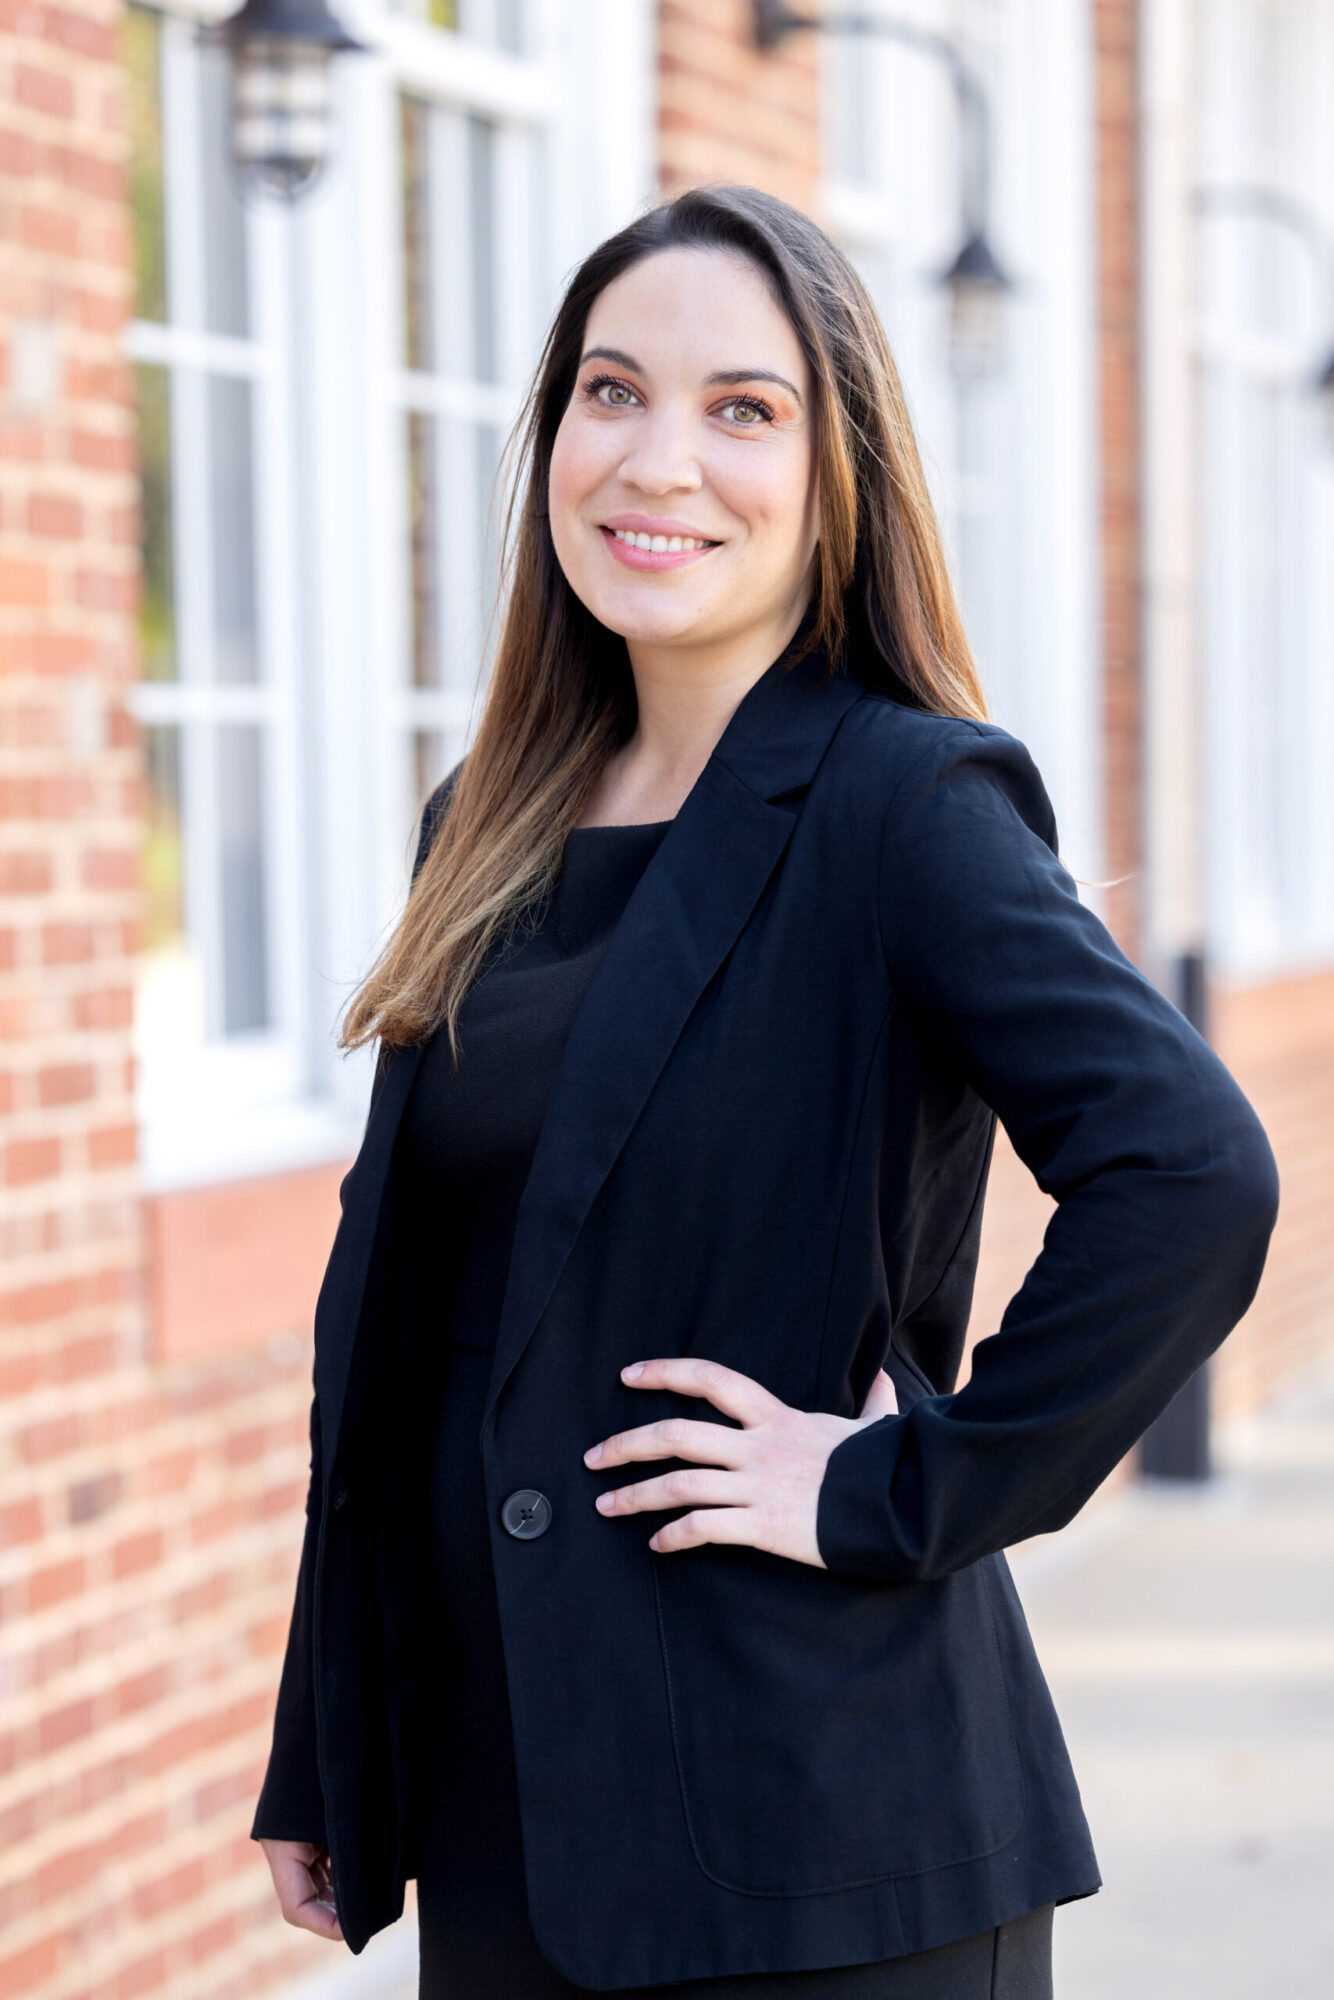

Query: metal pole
<box><xmin>1139</xmin><ymin>951</ymin><xmax>1212</xmax><ymax>1481</ymax></box>
<box><xmin>1136</xmin><ymin>0</ymin><xmax>1211</xmax><ymax>1483</ymax></box>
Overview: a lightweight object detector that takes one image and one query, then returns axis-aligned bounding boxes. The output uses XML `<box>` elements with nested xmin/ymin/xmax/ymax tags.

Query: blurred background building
<box><xmin>0</xmin><ymin>0</ymin><xmax>1331</xmax><ymax>1994</ymax></box>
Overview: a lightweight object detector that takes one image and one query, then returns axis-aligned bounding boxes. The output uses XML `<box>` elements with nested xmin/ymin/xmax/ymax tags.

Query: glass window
<box><xmin>124</xmin><ymin>2</ymin><xmax>288</xmax><ymax>1168</ymax></box>
<box><xmin>395</xmin><ymin>90</ymin><xmax>540</xmax><ymax>834</ymax></box>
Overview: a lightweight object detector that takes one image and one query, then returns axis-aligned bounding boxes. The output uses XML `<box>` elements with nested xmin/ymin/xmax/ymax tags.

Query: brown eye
<box><xmin>720</xmin><ymin>397</ymin><xmax>773</xmax><ymax>426</ymax></box>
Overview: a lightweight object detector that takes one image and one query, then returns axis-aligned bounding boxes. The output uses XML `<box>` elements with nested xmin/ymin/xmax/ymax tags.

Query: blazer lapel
<box><xmin>482</xmin><ymin>649</ymin><xmax>865</xmax><ymax>1425</ymax></box>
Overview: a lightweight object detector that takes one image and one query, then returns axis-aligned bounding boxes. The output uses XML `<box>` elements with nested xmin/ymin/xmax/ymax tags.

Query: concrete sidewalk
<box><xmin>1011</xmin><ymin>1366</ymin><xmax>1334</xmax><ymax>2000</ymax></box>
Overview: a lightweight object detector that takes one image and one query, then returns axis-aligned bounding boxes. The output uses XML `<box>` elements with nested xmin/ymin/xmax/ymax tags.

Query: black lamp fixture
<box><xmin>1192</xmin><ymin>183</ymin><xmax>1334</xmax><ymax>455</ymax></box>
<box><xmin>1318</xmin><ymin>350</ymin><xmax>1334</xmax><ymax>454</ymax></box>
<box><xmin>196</xmin><ymin>0</ymin><xmax>370</xmax><ymax>205</ymax></box>
<box><xmin>752</xmin><ymin>0</ymin><xmax>1016</xmax><ymax>380</ymax></box>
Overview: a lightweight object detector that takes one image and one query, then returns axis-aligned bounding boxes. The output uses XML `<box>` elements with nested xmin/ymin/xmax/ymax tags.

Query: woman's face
<box><xmin>548</xmin><ymin>247</ymin><xmax>819</xmax><ymax>666</ymax></box>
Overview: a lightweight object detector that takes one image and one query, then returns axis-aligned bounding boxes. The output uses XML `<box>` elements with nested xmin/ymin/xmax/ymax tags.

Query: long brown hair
<box><xmin>341</xmin><ymin>184</ymin><xmax>987</xmax><ymax>1059</ymax></box>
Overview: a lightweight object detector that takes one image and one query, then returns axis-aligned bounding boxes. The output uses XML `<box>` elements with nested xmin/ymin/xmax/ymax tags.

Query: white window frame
<box><xmin>125</xmin><ymin>1</ymin><xmax>312</xmax><ymax>1185</ymax></box>
<box><xmin>820</xmin><ymin>0</ymin><xmax>1103</xmax><ymax>890</ymax></box>
<box><xmin>126</xmin><ymin>0</ymin><xmax>656</xmax><ymax>1189</ymax></box>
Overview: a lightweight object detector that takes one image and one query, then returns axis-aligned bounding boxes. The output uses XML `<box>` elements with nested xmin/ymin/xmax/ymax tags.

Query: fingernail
<box><xmin>584</xmin><ymin>1443</ymin><xmax>602</xmax><ymax>1465</ymax></box>
<box><xmin>622</xmin><ymin>1362</ymin><xmax>644</xmax><ymax>1381</ymax></box>
<box><xmin>648</xmin><ymin>1533</ymin><xmax>660</xmax><ymax>1550</ymax></box>
<box><xmin>596</xmin><ymin>1492</ymin><xmax>614</xmax><ymax>1513</ymax></box>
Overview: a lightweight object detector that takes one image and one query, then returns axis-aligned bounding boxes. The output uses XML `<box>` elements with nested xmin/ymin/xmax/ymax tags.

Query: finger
<box><xmin>585</xmin><ymin>1416</ymin><xmax>748</xmax><ymax>1470</ymax></box>
<box><xmin>287</xmin><ymin>1894</ymin><xmax>344</xmax><ymax>1942</ymax></box>
<box><xmin>273</xmin><ymin>1856</ymin><xmax>342</xmax><ymax>1941</ymax></box>
<box><xmin>859</xmin><ymin>1368</ymin><xmax>899</xmax><ymax>1422</ymax></box>
<box><xmin>648</xmin><ymin>1504</ymin><xmax>759</xmax><ymax>1554</ymax></box>
<box><xmin>595</xmin><ymin>1467</ymin><xmax>743</xmax><ymax>1517</ymax></box>
<box><xmin>621</xmin><ymin>1357</ymin><xmax>785</xmax><ymax>1426</ymax></box>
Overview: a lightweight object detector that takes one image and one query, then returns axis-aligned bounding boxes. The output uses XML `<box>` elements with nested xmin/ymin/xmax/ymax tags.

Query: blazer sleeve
<box><xmin>251</xmin><ymin>767</ymin><xmax>462</xmax><ymax>1843</ymax></box>
<box><xmin>815</xmin><ymin>724</ymin><xmax>1280</xmax><ymax>1585</ymax></box>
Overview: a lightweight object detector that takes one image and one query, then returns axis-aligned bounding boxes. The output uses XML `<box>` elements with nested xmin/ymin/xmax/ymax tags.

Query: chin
<box><xmin>581</xmin><ymin>587</ymin><xmax>716</xmax><ymax>650</ymax></box>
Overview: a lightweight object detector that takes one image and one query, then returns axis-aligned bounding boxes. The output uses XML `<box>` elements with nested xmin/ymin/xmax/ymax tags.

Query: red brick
<box><xmin>0</xmin><ymin>1498</ymin><xmax>44</xmax><ymax>1549</ymax></box>
<box><xmin>39</xmin><ymin>1696</ymin><xmax>96</xmax><ymax>1755</ymax></box>
<box><xmin>0</xmin><ymin>852</ymin><xmax>53</xmax><ymax>895</ymax></box>
<box><xmin>40</xmin><ymin>921</ymin><xmax>97</xmax><ymax>965</ymax></box>
<box><xmin>20</xmin><ymin>201</ymin><xmax>82</xmax><ymax>257</ymax></box>
<box><xmin>14</xmin><ymin>59</ymin><xmax>76</xmax><ymax>118</ymax></box>
<box><xmin>37</xmin><ymin>1062</ymin><xmax>96</xmax><ymax>1107</ymax></box>
<box><xmin>5</xmin><ymin>1135</ymin><xmax>62</xmax><ymax>1185</ymax></box>
<box><xmin>0</xmin><ymin>1934</ymin><xmax>63</xmax><ymax>1995</ymax></box>
<box><xmin>70</xmin><ymin>984</ymin><xmax>133</xmax><ymax>1029</ymax></box>
<box><xmin>27</xmin><ymin>1556</ymin><xmax>85</xmax><ymax>1613</ymax></box>
<box><xmin>27</xmin><ymin>491</ymin><xmax>84</xmax><ymax>538</ymax></box>
<box><xmin>111</xmin><ymin>1529</ymin><xmax>162</xmax><ymax>1580</ymax></box>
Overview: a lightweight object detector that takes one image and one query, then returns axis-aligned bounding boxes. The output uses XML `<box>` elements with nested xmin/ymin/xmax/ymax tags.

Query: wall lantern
<box><xmin>1318</xmin><ymin>351</ymin><xmax>1334</xmax><ymax>455</ymax></box>
<box><xmin>752</xmin><ymin>0</ymin><xmax>1017</xmax><ymax>381</ymax></box>
<box><xmin>196</xmin><ymin>0</ymin><xmax>370</xmax><ymax>204</ymax></box>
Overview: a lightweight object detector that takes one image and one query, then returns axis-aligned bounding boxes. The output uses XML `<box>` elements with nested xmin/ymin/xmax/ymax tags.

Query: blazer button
<box><xmin>500</xmin><ymin>1489</ymin><xmax>552</xmax><ymax>1540</ymax></box>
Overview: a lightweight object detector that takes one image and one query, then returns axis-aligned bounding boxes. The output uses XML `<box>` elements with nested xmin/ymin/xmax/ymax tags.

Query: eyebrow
<box><xmin>579</xmin><ymin>348</ymin><xmax>803</xmax><ymax>405</ymax></box>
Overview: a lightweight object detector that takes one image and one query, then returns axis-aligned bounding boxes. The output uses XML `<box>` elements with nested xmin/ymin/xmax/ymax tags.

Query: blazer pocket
<box><xmin>652</xmin><ymin>1544</ymin><xmax>1024</xmax><ymax>1896</ymax></box>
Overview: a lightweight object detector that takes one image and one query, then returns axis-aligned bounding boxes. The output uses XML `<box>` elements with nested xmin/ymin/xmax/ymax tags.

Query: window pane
<box><xmin>134</xmin><ymin>361</ymin><xmax>177</xmax><ymax>683</ymax></box>
<box><xmin>475</xmin><ymin>418</ymin><xmax>504</xmax><ymax>655</ymax></box>
<box><xmin>217</xmin><ymin>725</ymin><xmax>269</xmax><ymax>1034</ymax></box>
<box><xmin>144</xmin><ymin>723</ymin><xmax>185</xmax><ymax>951</ymax></box>
<box><xmin>123</xmin><ymin>4</ymin><xmax>167</xmax><ymax>323</ymax></box>
<box><xmin>401</xmin><ymin>95</ymin><xmax>432</xmax><ymax>373</ymax></box>
<box><xmin>407</xmin><ymin>409</ymin><xmax>440</xmax><ymax>687</ymax></box>
<box><xmin>136</xmin><ymin>723</ymin><xmax>205</xmax><ymax>1072</ymax></box>
<box><xmin>209</xmin><ymin>373</ymin><xmax>260</xmax><ymax>684</ymax></box>
<box><xmin>199</xmin><ymin>49</ymin><xmax>251</xmax><ymax>339</ymax></box>
<box><xmin>461</xmin><ymin>0</ymin><xmax>524</xmax><ymax>48</ymax></box>
<box><xmin>468</xmin><ymin>114</ymin><xmax>498</xmax><ymax>384</ymax></box>
<box><xmin>400</xmin><ymin>98</ymin><xmax>502</xmax><ymax>381</ymax></box>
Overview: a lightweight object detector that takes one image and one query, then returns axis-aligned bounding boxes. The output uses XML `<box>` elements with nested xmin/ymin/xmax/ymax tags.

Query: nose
<box><xmin>617</xmin><ymin>403</ymin><xmax>703</xmax><ymax>498</ymax></box>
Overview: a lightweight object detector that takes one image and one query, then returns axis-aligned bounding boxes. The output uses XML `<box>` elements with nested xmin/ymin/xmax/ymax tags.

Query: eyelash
<box><xmin>580</xmin><ymin>374</ymin><xmax>777</xmax><ymax>426</ymax></box>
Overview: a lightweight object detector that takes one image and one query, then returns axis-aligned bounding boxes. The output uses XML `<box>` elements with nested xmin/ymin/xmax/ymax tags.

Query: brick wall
<box><xmin>0</xmin><ymin>4</ymin><xmax>327</xmax><ymax>1993</ymax></box>
<box><xmin>1094</xmin><ymin>0</ymin><xmax>1140</xmax><ymax>955</ymax></box>
<box><xmin>657</xmin><ymin>0</ymin><xmax>820</xmax><ymax>209</ymax></box>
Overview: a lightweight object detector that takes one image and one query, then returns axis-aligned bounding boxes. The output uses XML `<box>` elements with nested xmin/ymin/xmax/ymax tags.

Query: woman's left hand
<box><xmin>583</xmin><ymin>1358</ymin><xmax>900</xmax><ymax>1567</ymax></box>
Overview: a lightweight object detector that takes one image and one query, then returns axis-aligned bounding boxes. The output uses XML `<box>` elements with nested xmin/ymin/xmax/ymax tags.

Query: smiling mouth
<box><xmin>606</xmin><ymin>526</ymin><xmax>719</xmax><ymax>554</ymax></box>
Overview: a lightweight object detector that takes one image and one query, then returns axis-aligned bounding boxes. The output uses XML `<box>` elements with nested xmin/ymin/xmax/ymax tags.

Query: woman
<box><xmin>253</xmin><ymin>186</ymin><xmax>1278</xmax><ymax>1998</ymax></box>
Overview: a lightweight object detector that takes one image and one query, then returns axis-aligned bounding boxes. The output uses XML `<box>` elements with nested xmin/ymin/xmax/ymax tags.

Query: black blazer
<box><xmin>252</xmin><ymin>646</ymin><xmax>1278</xmax><ymax>1988</ymax></box>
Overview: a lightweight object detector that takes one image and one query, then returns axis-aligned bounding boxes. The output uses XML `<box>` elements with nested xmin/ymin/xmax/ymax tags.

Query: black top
<box><xmin>397</xmin><ymin>821</ymin><xmax>673</xmax><ymax>1351</ymax></box>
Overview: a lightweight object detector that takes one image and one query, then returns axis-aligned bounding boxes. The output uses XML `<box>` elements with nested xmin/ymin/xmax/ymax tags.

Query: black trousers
<box><xmin>417</xmin><ymin>1878</ymin><xmax>1052</xmax><ymax>2000</ymax></box>
<box><xmin>410</xmin><ymin>1346</ymin><xmax>1054</xmax><ymax>2000</ymax></box>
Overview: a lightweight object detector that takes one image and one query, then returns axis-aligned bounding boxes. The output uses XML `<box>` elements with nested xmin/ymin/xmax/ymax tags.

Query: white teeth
<box><xmin>611</xmin><ymin>528</ymin><xmax>712</xmax><ymax>553</ymax></box>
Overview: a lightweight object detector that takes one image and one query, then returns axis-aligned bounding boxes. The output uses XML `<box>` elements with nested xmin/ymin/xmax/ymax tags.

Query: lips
<box><xmin>596</xmin><ymin>524</ymin><xmax>720</xmax><ymax>572</ymax></box>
